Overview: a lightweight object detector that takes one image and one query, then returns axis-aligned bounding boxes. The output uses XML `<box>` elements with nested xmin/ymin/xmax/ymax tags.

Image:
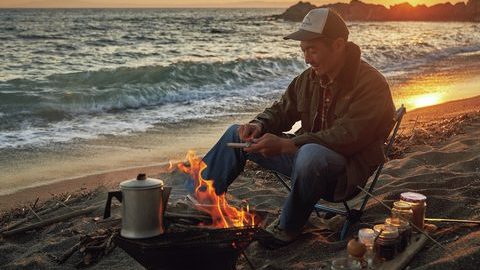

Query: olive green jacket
<box><xmin>252</xmin><ymin>42</ymin><xmax>396</xmax><ymax>202</ymax></box>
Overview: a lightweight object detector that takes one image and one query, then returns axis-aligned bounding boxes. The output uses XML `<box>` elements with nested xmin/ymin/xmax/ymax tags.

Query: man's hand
<box><xmin>238</xmin><ymin>123</ymin><xmax>262</xmax><ymax>142</ymax></box>
<box><xmin>244</xmin><ymin>133</ymin><xmax>298</xmax><ymax>157</ymax></box>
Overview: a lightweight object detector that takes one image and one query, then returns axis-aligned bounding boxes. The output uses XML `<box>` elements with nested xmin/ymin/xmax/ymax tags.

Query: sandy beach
<box><xmin>1</xmin><ymin>89</ymin><xmax>479</xmax><ymax>269</ymax></box>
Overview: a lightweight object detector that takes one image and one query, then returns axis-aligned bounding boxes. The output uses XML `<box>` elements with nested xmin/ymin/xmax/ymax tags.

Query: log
<box><xmin>1</xmin><ymin>205</ymin><xmax>100</xmax><ymax>236</ymax></box>
<box><xmin>164</xmin><ymin>211</ymin><xmax>210</xmax><ymax>221</ymax></box>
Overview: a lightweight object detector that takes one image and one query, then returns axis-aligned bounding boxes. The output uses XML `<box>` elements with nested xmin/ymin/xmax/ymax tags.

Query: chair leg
<box><xmin>340</xmin><ymin>218</ymin><xmax>351</xmax><ymax>241</ymax></box>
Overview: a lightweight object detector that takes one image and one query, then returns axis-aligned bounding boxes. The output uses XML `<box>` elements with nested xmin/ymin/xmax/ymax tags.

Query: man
<box><xmin>201</xmin><ymin>8</ymin><xmax>395</xmax><ymax>245</ymax></box>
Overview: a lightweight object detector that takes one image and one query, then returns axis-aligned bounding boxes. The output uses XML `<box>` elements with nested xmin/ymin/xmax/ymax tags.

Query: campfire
<box><xmin>112</xmin><ymin>151</ymin><xmax>268</xmax><ymax>270</ymax></box>
<box><xmin>172</xmin><ymin>150</ymin><xmax>258</xmax><ymax>228</ymax></box>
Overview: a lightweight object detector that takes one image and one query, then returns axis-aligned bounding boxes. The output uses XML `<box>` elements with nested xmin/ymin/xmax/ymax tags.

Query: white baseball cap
<box><xmin>284</xmin><ymin>8</ymin><xmax>349</xmax><ymax>41</ymax></box>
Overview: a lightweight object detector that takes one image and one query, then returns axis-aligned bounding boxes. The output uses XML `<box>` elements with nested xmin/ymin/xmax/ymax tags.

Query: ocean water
<box><xmin>1</xmin><ymin>8</ymin><xmax>479</xmax><ymax>149</ymax></box>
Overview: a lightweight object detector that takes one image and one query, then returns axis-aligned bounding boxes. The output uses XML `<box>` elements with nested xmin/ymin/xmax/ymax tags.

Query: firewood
<box><xmin>165</xmin><ymin>211</ymin><xmax>210</xmax><ymax>221</ymax></box>
<box><xmin>0</xmin><ymin>195</ymin><xmax>85</xmax><ymax>233</ymax></box>
<box><xmin>1</xmin><ymin>205</ymin><xmax>101</xmax><ymax>236</ymax></box>
<box><xmin>58</xmin><ymin>241</ymin><xmax>83</xmax><ymax>264</ymax></box>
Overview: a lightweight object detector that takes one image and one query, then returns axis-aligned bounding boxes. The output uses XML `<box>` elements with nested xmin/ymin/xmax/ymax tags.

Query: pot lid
<box><xmin>120</xmin><ymin>173</ymin><xmax>164</xmax><ymax>190</ymax></box>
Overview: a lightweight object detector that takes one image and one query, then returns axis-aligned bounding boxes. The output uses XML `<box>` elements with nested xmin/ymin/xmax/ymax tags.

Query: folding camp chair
<box><xmin>272</xmin><ymin>105</ymin><xmax>406</xmax><ymax>240</ymax></box>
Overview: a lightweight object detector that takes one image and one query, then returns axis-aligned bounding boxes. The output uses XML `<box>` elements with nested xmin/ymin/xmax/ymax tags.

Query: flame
<box><xmin>175</xmin><ymin>150</ymin><xmax>257</xmax><ymax>228</ymax></box>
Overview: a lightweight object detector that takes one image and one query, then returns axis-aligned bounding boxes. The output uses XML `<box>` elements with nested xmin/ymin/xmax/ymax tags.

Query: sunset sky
<box><xmin>0</xmin><ymin>0</ymin><xmax>467</xmax><ymax>8</ymax></box>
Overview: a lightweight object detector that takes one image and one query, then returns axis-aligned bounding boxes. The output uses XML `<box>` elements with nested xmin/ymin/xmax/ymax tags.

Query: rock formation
<box><xmin>276</xmin><ymin>0</ymin><xmax>480</xmax><ymax>21</ymax></box>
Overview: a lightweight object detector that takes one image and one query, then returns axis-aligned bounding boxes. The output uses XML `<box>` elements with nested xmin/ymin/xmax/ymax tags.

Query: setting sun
<box><xmin>410</xmin><ymin>93</ymin><xmax>443</xmax><ymax>108</ymax></box>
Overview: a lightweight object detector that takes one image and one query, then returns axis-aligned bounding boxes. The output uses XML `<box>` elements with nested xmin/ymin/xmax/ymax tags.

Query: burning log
<box><xmin>173</xmin><ymin>151</ymin><xmax>259</xmax><ymax>228</ymax></box>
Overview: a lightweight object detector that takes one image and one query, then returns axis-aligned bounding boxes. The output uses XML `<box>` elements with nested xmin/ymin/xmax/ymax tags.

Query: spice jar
<box><xmin>391</xmin><ymin>200</ymin><xmax>414</xmax><ymax>225</ymax></box>
<box><xmin>400</xmin><ymin>192</ymin><xmax>427</xmax><ymax>230</ymax></box>
<box><xmin>373</xmin><ymin>224</ymin><xmax>399</xmax><ymax>261</ymax></box>
<box><xmin>386</xmin><ymin>218</ymin><xmax>412</xmax><ymax>252</ymax></box>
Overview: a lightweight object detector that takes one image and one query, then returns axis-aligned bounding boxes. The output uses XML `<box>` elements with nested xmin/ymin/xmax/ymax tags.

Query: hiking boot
<box><xmin>260</xmin><ymin>218</ymin><xmax>301</xmax><ymax>249</ymax></box>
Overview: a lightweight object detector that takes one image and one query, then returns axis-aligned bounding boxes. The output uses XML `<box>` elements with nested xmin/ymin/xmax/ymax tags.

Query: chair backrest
<box><xmin>384</xmin><ymin>105</ymin><xmax>407</xmax><ymax>157</ymax></box>
<box><xmin>359</xmin><ymin>104</ymin><xmax>406</xmax><ymax>212</ymax></box>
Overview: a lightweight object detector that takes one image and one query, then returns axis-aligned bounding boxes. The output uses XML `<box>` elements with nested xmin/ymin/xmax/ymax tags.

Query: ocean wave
<box><xmin>366</xmin><ymin>43</ymin><xmax>480</xmax><ymax>76</ymax></box>
<box><xmin>0</xmin><ymin>57</ymin><xmax>304</xmax><ymax>119</ymax></box>
<box><xmin>0</xmin><ymin>80</ymin><xmax>288</xmax><ymax>149</ymax></box>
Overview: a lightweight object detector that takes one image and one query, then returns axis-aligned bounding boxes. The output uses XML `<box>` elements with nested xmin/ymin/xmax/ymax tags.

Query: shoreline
<box><xmin>1</xmin><ymin>52</ymin><xmax>480</xmax><ymax>212</ymax></box>
<box><xmin>1</xmin><ymin>94</ymin><xmax>479</xmax><ymax>212</ymax></box>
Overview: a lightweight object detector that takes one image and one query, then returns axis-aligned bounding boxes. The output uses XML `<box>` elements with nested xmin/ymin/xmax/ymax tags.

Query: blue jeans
<box><xmin>201</xmin><ymin>124</ymin><xmax>347</xmax><ymax>231</ymax></box>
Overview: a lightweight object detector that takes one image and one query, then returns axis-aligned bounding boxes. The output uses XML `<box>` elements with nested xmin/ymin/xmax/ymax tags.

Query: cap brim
<box><xmin>283</xmin><ymin>29</ymin><xmax>324</xmax><ymax>41</ymax></box>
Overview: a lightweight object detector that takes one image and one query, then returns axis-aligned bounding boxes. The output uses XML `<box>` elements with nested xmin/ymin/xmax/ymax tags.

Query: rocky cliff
<box><xmin>276</xmin><ymin>0</ymin><xmax>480</xmax><ymax>21</ymax></box>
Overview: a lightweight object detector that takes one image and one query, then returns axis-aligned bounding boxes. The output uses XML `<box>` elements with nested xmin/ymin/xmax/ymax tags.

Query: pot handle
<box><xmin>103</xmin><ymin>190</ymin><xmax>122</xmax><ymax>219</ymax></box>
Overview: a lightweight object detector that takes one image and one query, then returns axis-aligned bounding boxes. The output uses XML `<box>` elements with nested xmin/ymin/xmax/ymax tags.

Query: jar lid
<box><xmin>120</xmin><ymin>173</ymin><xmax>164</xmax><ymax>190</ymax></box>
<box><xmin>373</xmin><ymin>224</ymin><xmax>399</xmax><ymax>239</ymax></box>
<box><xmin>400</xmin><ymin>192</ymin><xmax>427</xmax><ymax>203</ymax></box>
<box><xmin>385</xmin><ymin>218</ymin><xmax>410</xmax><ymax>229</ymax></box>
<box><xmin>393</xmin><ymin>201</ymin><xmax>413</xmax><ymax>210</ymax></box>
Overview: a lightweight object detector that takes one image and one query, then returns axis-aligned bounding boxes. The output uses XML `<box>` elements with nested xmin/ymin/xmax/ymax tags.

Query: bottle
<box><xmin>385</xmin><ymin>217</ymin><xmax>412</xmax><ymax>252</ymax></box>
<box><xmin>391</xmin><ymin>201</ymin><xmax>413</xmax><ymax>225</ymax></box>
<box><xmin>400</xmin><ymin>192</ymin><xmax>427</xmax><ymax>230</ymax></box>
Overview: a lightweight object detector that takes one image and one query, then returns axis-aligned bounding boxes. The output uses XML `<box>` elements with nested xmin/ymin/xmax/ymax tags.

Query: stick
<box><xmin>408</xmin><ymin>115</ymin><xmax>420</xmax><ymax>141</ymax></box>
<box><xmin>0</xmin><ymin>195</ymin><xmax>84</xmax><ymax>233</ymax></box>
<box><xmin>32</xmin><ymin>197</ymin><xmax>40</xmax><ymax>209</ymax></box>
<box><xmin>28</xmin><ymin>205</ymin><xmax>43</xmax><ymax>221</ymax></box>
<box><xmin>356</xmin><ymin>185</ymin><xmax>447</xmax><ymax>251</ymax></box>
<box><xmin>2</xmin><ymin>205</ymin><xmax>100</xmax><ymax>236</ymax></box>
<box><xmin>55</xmin><ymin>199</ymin><xmax>73</xmax><ymax>211</ymax></box>
<box><xmin>58</xmin><ymin>241</ymin><xmax>83</xmax><ymax>264</ymax></box>
<box><xmin>425</xmin><ymin>218</ymin><xmax>480</xmax><ymax>224</ymax></box>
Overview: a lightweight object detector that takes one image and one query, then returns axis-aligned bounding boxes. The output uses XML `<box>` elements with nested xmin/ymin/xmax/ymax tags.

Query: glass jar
<box><xmin>391</xmin><ymin>201</ymin><xmax>413</xmax><ymax>225</ymax></box>
<box><xmin>331</xmin><ymin>257</ymin><xmax>362</xmax><ymax>270</ymax></box>
<box><xmin>386</xmin><ymin>217</ymin><xmax>412</xmax><ymax>252</ymax></box>
<box><xmin>400</xmin><ymin>192</ymin><xmax>427</xmax><ymax>230</ymax></box>
<box><xmin>373</xmin><ymin>224</ymin><xmax>399</xmax><ymax>261</ymax></box>
<box><xmin>358</xmin><ymin>228</ymin><xmax>376</xmax><ymax>249</ymax></box>
<box><xmin>358</xmin><ymin>228</ymin><xmax>376</xmax><ymax>268</ymax></box>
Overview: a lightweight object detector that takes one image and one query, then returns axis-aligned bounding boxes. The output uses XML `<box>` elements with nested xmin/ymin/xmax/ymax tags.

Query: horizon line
<box><xmin>0</xmin><ymin>1</ymin><xmax>468</xmax><ymax>9</ymax></box>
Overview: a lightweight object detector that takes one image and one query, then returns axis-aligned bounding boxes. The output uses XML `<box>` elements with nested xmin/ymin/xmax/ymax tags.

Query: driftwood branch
<box><xmin>0</xmin><ymin>195</ymin><xmax>85</xmax><ymax>233</ymax></box>
<box><xmin>2</xmin><ymin>205</ymin><xmax>100</xmax><ymax>236</ymax></box>
<box><xmin>58</xmin><ymin>241</ymin><xmax>84</xmax><ymax>264</ymax></box>
<box><xmin>28</xmin><ymin>205</ymin><xmax>43</xmax><ymax>221</ymax></box>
